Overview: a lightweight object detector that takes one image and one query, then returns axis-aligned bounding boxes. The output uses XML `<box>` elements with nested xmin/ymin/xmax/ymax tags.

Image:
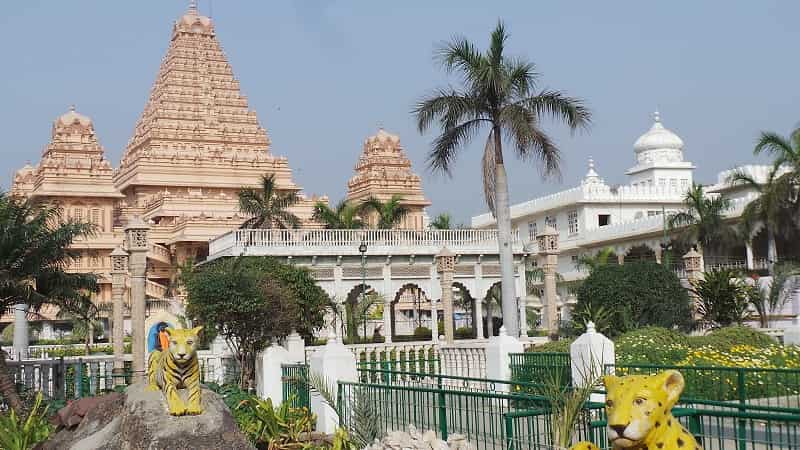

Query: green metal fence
<box><xmin>281</xmin><ymin>363</ymin><xmax>309</xmax><ymax>409</ymax></box>
<box><xmin>609</xmin><ymin>363</ymin><xmax>800</xmax><ymax>412</ymax></box>
<box><xmin>509</xmin><ymin>352</ymin><xmax>572</xmax><ymax>388</ymax></box>
<box><xmin>357</xmin><ymin>357</ymin><xmax>440</xmax><ymax>377</ymax></box>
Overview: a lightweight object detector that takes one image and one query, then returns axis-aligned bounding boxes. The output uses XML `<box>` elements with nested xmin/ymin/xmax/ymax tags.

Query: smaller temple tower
<box><xmin>346</xmin><ymin>129</ymin><xmax>431</xmax><ymax>229</ymax></box>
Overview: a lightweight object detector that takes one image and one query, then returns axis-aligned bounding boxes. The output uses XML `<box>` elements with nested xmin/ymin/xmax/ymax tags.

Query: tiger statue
<box><xmin>570</xmin><ymin>370</ymin><xmax>701</xmax><ymax>450</ymax></box>
<box><xmin>147</xmin><ymin>326</ymin><xmax>204</xmax><ymax>416</ymax></box>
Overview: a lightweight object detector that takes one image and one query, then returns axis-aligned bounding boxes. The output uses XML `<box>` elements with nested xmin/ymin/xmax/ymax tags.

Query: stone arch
<box><xmin>391</xmin><ymin>283</ymin><xmax>432</xmax><ymax>340</ymax></box>
<box><xmin>624</xmin><ymin>244</ymin><xmax>657</xmax><ymax>263</ymax></box>
<box><xmin>482</xmin><ymin>281</ymin><xmax>503</xmax><ymax>337</ymax></box>
<box><xmin>343</xmin><ymin>283</ymin><xmax>377</xmax><ymax>340</ymax></box>
<box><xmin>451</xmin><ymin>282</ymin><xmax>475</xmax><ymax>338</ymax></box>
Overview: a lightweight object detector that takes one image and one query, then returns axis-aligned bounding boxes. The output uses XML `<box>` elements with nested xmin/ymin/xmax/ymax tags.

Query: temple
<box><xmin>347</xmin><ymin>128</ymin><xmax>431</xmax><ymax>229</ymax></box>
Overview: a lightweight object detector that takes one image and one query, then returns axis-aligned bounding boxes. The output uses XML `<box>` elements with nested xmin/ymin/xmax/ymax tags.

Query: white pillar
<box><xmin>785</xmin><ymin>316</ymin><xmax>800</xmax><ymax>346</ymax></box>
<box><xmin>383</xmin><ymin>263</ymin><xmax>392</xmax><ymax>343</ymax></box>
<box><xmin>285</xmin><ymin>330</ymin><xmax>305</xmax><ymax>363</ymax></box>
<box><xmin>485</xmin><ymin>326</ymin><xmax>524</xmax><ymax>395</ymax></box>
<box><xmin>256</xmin><ymin>341</ymin><xmax>292</xmax><ymax>404</ymax></box>
<box><xmin>429</xmin><ymin>263</ymin><xmax>439</xmax><ymax>344</ymax></box>
<box><xmin>570</xmin><ymin>322</ymin><xmax>615</xmax><ymax>402</ymax></box>
<box><xmin>309</xmin><ymin>333</ymin><xmax>358</xmax><ymax>434</ymax></box>
<box><xmin>12</xmin><ymin>303</ymin><xmax>28</xmax><ymax>360</ymax></box>
<box><xmin>746</xmin><ymin>242</ymin><xmax>755</xmax><ymax>270</ymax></box>
<box><xmin>474</xmin><ymin>261</ymin><xmax>485</xmax><ymax>339</ymax></box>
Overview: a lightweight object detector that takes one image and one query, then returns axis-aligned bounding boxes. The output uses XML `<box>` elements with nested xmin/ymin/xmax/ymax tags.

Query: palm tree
<box><xmin>429</xmin><ymin>213</ymin><xmax>453</xmax><ymax>230</ymax></box>
<box><xmin>668</xmin><ymin>184</ymin><xmax>734</xmax><ymax>256</ymax></box>
<box><xmin>754</xmin><ymin>126</ymin><xmax>800</xmax><ymax>181</ymax></box>
<box><xmin>312</xmin><ymin>199</ymin><xmax>365</xmax><ymax>229</ymax></box>
<box><xmin>360</xmin><ymin>195</ymin><xmax>410</xmax><ymax>229</ymax></box>
<box><xmin>729</xmin><ymin>166</ymin><xmax>795</xmax><ymax>270</ymax></box>
<box><xmin>575</xmin><ymin>247</ymin><xmax>617</xmax><ymax>273</ymax></box>
<box><xmin>413</xmin><ymin>21</ymin><xmax>591</xmax><ymax>335</ymax></box>
<box><xmin>237</xmin><ymin>174</ymin><xmax>301</xmax><ymax>229</ymax></box>
<box><xmin>0</xmin><ymin>193</ymin><xmax>98</xmax><ymax>412</ymax></box>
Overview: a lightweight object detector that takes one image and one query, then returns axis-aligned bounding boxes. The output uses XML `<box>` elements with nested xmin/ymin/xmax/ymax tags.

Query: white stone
<box><xmin>570</xmin><ymin>322</ymin><xmax>615</xmax><ymax>403</ymax></box>
<box><xmin>284</xmin><ymin>330</ymin><xmax>305</xmax><ymax>363</ymax></box>
<box><xmin>255</xmin><ymin>341</ymin><xmax>292</xmax><ymax>404</ymax></box>
<box><xmin>485</xmin><ymin>326</ymin><xmax>524</xmax><ymax>395</ymax></box>
<box><xmin>309</xmin><ymin>332</ymin><xmax>357</xmax><ymax>434</ymax></box>
<box><xmin>784</xmin><ymin>316</ymin><xmax>800</xmax><ymax>346</ymax></box>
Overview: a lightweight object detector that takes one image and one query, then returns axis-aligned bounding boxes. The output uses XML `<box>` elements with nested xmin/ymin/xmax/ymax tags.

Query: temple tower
<box><xmin>346</xmin><ymin>128</ymin><xmax>431</xmax><ymax>229</ymax></box>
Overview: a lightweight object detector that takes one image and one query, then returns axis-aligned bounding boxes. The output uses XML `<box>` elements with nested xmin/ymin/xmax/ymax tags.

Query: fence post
<box><xmin>255</xmin><ymin>340</ymin><xmax>291</xmax><ymax>404</ymax></box>
<box><xmin>736</xmin><ymin>368</ymin><xmax>746</xmax><ymax>450</ymax></box>
<box><xmin>504</xmin><ymin>413</ymin><xmax>515</xmax><ymax>450</ymax></box>
<box><xmin>485</xmin><ymin>326</ymin><xmax>524</xmax><ymax>397</ymax></box>
<box><xmin>55</xmin><ymin>356</ymin><xmax>65</xmax><ymax>400</ymax></box>
<box><xmin>76</xmin><ymin>359</ymin><xmax>84</xmax><ymax>398</ymax></box>
<box><xmin>570</xmin><ymin>322</ymin><xmax>615</xmax><ymax>403</ymax></box>
<box><xmin>437</xmin><ymin>375</ymin><xmax>448</xmax><ymax>441</ymax></box>
<box><xmin>310</xmin><ymin>332</ymin><xmax>357</xmax><ymax>434</ymax></box>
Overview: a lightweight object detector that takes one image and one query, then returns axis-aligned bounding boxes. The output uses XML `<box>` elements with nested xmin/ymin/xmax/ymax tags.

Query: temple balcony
<box><xmin>208</xmin><ymin>228</ymin><xmax>525</xmax><ymax>259</ymax></box>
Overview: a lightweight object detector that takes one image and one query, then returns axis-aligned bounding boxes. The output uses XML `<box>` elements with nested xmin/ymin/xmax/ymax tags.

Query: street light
<box><xmin>359</xmin><ymin>240</ymin><xmax>368</xmax><ymax>341</ymax></box>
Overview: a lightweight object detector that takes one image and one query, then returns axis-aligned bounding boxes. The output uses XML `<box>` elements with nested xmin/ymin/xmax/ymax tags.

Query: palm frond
<box><xmin>518</xmin><ymin>90</ymin><xmax>592</xmax><ymax>132</ymax></box>
<box><xmin>481</xmin><ymin>129</ymin><xmax>497</xmax><ymax>215</ymax></box>
<box><xmin>427</xmin><ymin>118</ymin><xmax>486</xmax><ymax>174</ymax></box>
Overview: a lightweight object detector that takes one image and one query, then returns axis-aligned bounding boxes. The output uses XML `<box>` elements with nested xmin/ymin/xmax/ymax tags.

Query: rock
<box><xmin>364</xmin><ymin>425</ymin><xmax>472</xmax><ymax>450</ymax></box>
<box><xmin>42</xmin><ymin>383</ymin><xmax>254</xmax><ymax>450</ymax></box>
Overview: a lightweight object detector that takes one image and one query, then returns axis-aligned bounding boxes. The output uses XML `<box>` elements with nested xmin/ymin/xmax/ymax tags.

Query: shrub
<box><xmin>412</xmin><ymin>327</ymin><xmax>432</xmax><ymax>340</ymax></box>
<box><xmin>527</xmin><ymin>339</ymin><xmax>572</xmax><ymax>353</ymax></box>
<box><xmin>0</xmin><ymin>392</ymin><xmax>52</xmax><ymax>450</ymax></box>
<box><xmin>615</xmin><ymin>327</ymin><xmax>691</xmax><ymax>365</ymax></box>
<box><xmin>695</xmin><ymin>326</ymin><xmax>776</xmax><ymax>349</ymax></box>
<box><xmin>454</xmin><ymin>327</ymin><xmax>475</xmax><ymax>339</ymax></box>
<box><xmin>576</xmin><ymin>261</ymin><xmax>693</xmax><ymax>336</ymax></box>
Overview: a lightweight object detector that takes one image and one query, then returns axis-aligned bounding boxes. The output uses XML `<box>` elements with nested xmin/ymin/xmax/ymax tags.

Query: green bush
<box><xmin>412</xmin><ymin>326</ymin><xmax>432</xmax><ymax>340</ymax></box>
<box><xmin>454</xmin><ymin>327</ymin><xmax>475</xmax><ymax>339</ymax></box>
<box><xmin>615</xmin><ymin>327</ymin><xmax>691</xmax><ymax>365</ymax></box>
<box><xmin>527</xmin><ymin>339</ymin><xmax>572</xmax><ymax>353</ymax></box>
<box><xmin>694</xmin><ymin>326</ymin><xmax>776</xmax><ymax>349</ymax></box>
<box><xmin>576</xmin><ymin>261</ymin><xmax>693</xmax><ymax>336</ymax></box>
<box><xmin>0</xmin><ymin>392</ymin><xmax>52</xmax><ymax>450</ymax></box>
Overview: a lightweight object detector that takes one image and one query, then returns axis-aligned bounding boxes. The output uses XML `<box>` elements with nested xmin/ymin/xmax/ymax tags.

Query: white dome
<box><xmin>633</xmin><ymin>112</ymin><xmax>683</xmax><ymax>153</ymax></box>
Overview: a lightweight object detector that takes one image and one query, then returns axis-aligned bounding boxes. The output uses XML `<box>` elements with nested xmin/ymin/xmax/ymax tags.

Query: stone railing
<box><xmin>148</xmin><ymin>243</ymin><xmax>172</xmax><ymax>264</ymax></box>
<box><xmin>210</xmin><ymin>229</ymin><xmax>523</xmax><ymax>258</ymax></box>
<box><xmin>305</xmin><ymin>340</ymin><xmax>439</xmax><ymax>366</ymax></box>
<box><xmin>439</xmin><ymin>342</ymin><xmax>488</xmax><ymax>381</ymax></box>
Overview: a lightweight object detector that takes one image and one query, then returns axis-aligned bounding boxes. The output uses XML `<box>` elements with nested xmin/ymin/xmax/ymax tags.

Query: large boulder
<box><xmin>42</xmin><ymin>383</ymin><xmax>254</xmax><ymax>450</ymax></box>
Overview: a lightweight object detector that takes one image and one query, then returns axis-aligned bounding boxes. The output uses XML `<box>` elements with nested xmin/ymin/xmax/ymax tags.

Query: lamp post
<box><xmin>359</xmin><ymin>240</ymin><xmax>368</xmax><ymax>340</ymax></box>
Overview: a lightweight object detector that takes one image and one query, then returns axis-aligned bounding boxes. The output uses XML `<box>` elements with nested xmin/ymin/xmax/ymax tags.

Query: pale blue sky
<box><xmin>1</xmin><ymin>1</ymin><xmax>798</xmax><ymax>224</ymax></box>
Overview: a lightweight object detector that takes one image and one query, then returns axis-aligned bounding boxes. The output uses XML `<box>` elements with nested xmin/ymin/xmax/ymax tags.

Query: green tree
<box><xmin>729</xmin><ymin>166</ymin><xmax>796</xmax><ymax>270</ymax></box>
<box><xmin>414</xmin><ymin>21</ymin><xmax>591</xmax><ymax>335</ymax></box>
<box><xmin>57</xmin><ymin>294</ymin><xmax>104</xmax><ymax>355</ymax></box>
<box><xmin>668</xmin><ymin>184</ymin><xmax>734</xmax><ymax>255</ymax></box>
<box><xmin>182</xmin><ymin>257</ymin><xmax>331</xmax><ymax>388</ymax></box>
<box><xmin>576</xmin><ymin>262</ymin><xmax>693</xmax><ymax>337</ymax></box>
<box><xmin>360</xmin><ymin>195</ymin><xmax>409</xmax><ymax>229</ymax></box>
<box><xmin>429</xmin><ymin>213</ymin><xmax>453</xmax><ymax>230</ymax></box>
<box><xmin>575</xmin><ymin>247</ymin><xmax>617</xmax><ymax>273</ymax></box>
<box><xmin>0</xmin><ymin>193</ymin><xmax>98</xmax><ymax>412</ymax></box>
<box><xmin>312</xmin><ymin>199</ymin><xmax>365</xmax><ymax>229</ymax></box>
<box><xmin>238</xmin><ymin>174</ymin><xmax>301</xmax><ymax>229</ymax></box>
<box><xmin>690</xmin><ymin>268</ymin><xmax>752</xmax><ymax>328</ymax></box>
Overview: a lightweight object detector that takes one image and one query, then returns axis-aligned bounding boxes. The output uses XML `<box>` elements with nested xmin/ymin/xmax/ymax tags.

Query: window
<box><xmin>568</xmin><ymin>210</ymin><xmax>579</xmax><ymax>235</ymax></box>
<box><xmin>670</xmin><ymin>179</ymin><xmax>677</xmax><ymax>189</ymax></box>
<box><xmin>528</xmin><ymin>221</ymin><xmax>537</xmax><ymax>240</ymax></box>
<box><xmin>545</xmin><ymin>215</ymin><xmax>557</xmax><ymax>229</ymax></box>
<box><xmin>648</xmin><ymin>210</ymin><xmax>662</xmax><ymax>217</ymax></box>
<box><xmin>680</xmin><ymin>179</ymin><xmax>689</xmax><ymax>188</ymax></box>
<box><xmin>73</xmin><ymin>254</ymin><xmax>82</xmax><ymax>269</ymax></box>
<box><xmin>73</xmin><ymin>208</ymin><xmax>83</xmax><ymax>221</ymax></box>
<box><xmin>598</xmin><ymin>214</ymin><xmax>610</xmax><ymax>227</ymax></box>
<box><xmin>658</xmin><ymin>178</ymin><xmax>666</xmax><ymax>187</ymax></box>
<box><xmin>91</xmin><ymin>208</ymin><xmax>102</xmax><ymax>231</ymax></box>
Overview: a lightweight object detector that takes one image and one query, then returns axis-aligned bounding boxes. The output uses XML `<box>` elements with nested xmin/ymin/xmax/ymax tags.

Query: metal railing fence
<box><xmin>281</xmin><ymin>363</ymin><xmax>309</xmax><ymax>409</ymax></box>
<box><xmin>509</xmin><ymin>352</ymin><xmax>572</xmax><ymax>389</ymax></box>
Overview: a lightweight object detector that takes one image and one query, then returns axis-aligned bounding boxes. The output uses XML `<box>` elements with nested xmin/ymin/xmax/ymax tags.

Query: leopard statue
<box><xmin>147</xmin><ymin>326</ymin><xmax>204</xmax><ymax>416</ymax></box>
<box><xmin>570</xmin><ymin>370</ymin><xmax>701</xmax><ymax>450</ymax></box>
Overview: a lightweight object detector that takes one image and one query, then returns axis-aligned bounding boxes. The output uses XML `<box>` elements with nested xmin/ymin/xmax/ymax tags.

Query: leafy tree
<box><xmin>576</xmin><ymin>262</ymin><xmax>693</xmax><ymax>336</ymax></box>
<box><xmin>575</xmin><ymin>247</ymin><xmax>617</xmax><ymax>273</ymax></box>
<box><xmin>429</xmin><ymin>213</ymin><xmax>453</xmax><ymax>230</ymax></box>
<box><xmin>360</xmin><ymin>195</ymin><xmax>409</xmax><ymax>229</ymax></box>
<box><xmin>238</xmin><ymin>174</ymin><xmax>301</xmax><ymax>229</ymax></box>
<box><xmin>182</xmin><ymin>257</ymin><xmax>331</xmax><ymax>388</ymax></box>
<box><xmin>690</xmin><ymin>269</ymin><xmax>752</xmax><ymax>328</ymax></box>
<box><xmin>570</xmin><ymin>303</ymin><xmax>615</xmax><ymax>336</ymax></box>
<box><xmin>344</xmin><ymin>291</ymin><xmax>383</xmax><ymax>341</ymax></box>
<box><xmin>729</xmin><ymin>166</ymin><xmax>796</xmax><ymax>270</ymax></box>
<box><xmin>746</xmin><ymin>263</ymin><xmax>800</xmax><ymax>327</ymax></box>
<box><xmin>56</xmin><ymin>294</ymin><xmax>104</xmax><ymax>355</ymax></box>
<box><xmin>0</xmin><ymin>193</ymin><xmax>98</xmax><ymax>413</ymax></box>
<box><xmin>312</xmin><ymin>199</ymin><xmax>365</xmax><ymax>229</ymax></box>
<box><xmin>668</xmin><ymin>184</ymin><xmax>734</xmax><ymax>255</ymax></box>
<box><xmin>414</xmin><ymin>21</ymin><xmax>591</xmax><ymax>335</ymax></box>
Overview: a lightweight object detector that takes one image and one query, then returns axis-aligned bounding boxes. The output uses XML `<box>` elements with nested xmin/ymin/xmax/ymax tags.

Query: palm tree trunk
<box><xmin>767</xmin><ymin>227</ymin><xmax>778</xmax><ymax>273</ymax></box>
<box><xmin>0</xmin><ymin>349</ymin><xmax>24</xmax><ymax>413</ymax></box>
<box><xmin>493</xmin><ymin>130</ymin><xmax>519</xmax><ymax>337</ymax></box>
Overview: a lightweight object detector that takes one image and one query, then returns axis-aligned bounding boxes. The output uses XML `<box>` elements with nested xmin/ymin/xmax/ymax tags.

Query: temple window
<box><xmin>91</xmin><ymin>208</ymin><xmax>103</xmax><ymax>231</ymax></box>
<box><xmin>545</xmin><ymin>215</ymin><xmax>557</xmax><ymax>230</ymax></box>
<box><xmin>567</xmin><ymin>210</ymin><xmax>579</xmax><ymax>235</ymax></box>
<box><xmin>598</xmin><ymin>214</ymin><xmax>610</xmax><ymax>227</ymax></box>
<box><xmin>528</xmin><ymin>221</ymin><xmax>537</xmax><ymax>240</ymax></box>
<box><xmin>73</xmin><ymin>207</ymin><xmax>84</xmax><ymax>221</ymax></box>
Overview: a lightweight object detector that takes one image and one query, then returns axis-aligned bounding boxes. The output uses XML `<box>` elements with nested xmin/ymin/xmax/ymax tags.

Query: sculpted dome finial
<box><xmin>188</xmin><ymin>0</ymin><xmax>198</xmax><ymax>14</ymax></box>
<box><xmin>653</xmin><ymin>110</ymin><xmax>661</xmax><ymax>123</ymax></box>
